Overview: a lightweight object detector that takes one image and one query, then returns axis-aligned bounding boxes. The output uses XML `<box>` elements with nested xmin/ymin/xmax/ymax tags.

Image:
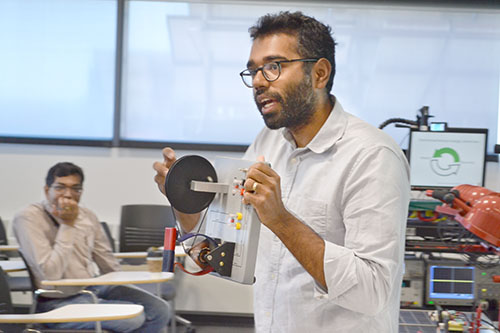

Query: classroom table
<box><xmin>0</xmin><ymin>260</ymin><xmax>26</xmax><ymax>273</ymax></box>
<box><xmin>113</xmin><ymin>245</ymin><xmax>188</xmax><ymax>259</ymax></box>
<box><xmin>0</xmin><ymin>245</ymin><xmax>20</xmax><ymax>252</ymax></box>
<box><xmin>0</xmin><ymin>303</ymin><xmax>144</xmax><ymax>324</ymax></box>
<box><xmin>41</xmin><ymin>271</ymin><xmax>174</xmax><ymax>287</ymax></box>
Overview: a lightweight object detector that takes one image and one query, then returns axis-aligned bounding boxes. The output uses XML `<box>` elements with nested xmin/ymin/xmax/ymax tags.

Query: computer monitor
<box><xmin>425</xmin><ymin>262</ymin><xmax>476</xmax><ymax>306</ymax></box>
<box><xmin>408</xmin><ymin>128</ymin><xmax>488</xmax><ymax>190</ymax></box>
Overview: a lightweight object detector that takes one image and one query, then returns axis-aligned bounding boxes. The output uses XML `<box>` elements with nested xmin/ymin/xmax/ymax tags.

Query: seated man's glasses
<box><xmin>51</xmin><ymin>184</ymin><xmax>83</xmax><ymax>194</ymax></box>
<box><xmin>239</xmin><ymin>58</ymin><xmax>319</xmax><ymax>88</ymax></box>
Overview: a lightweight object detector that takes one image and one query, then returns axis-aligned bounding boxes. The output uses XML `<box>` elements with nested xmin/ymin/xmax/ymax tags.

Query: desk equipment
<box><xmin>399</xmin><ymin>308</ymin><xmax>498</xmax><ymax>333</ymax></box>
<box><xmin>401</xmin><ymin>258</ymin><xmax>425</xmax><ymax>308</ymax></box>
<box><xmin>423</xmin><ymin>185</ymin><xmax>500</xmax><ymax>331</ymax></box>
<box><xmin>165</xmin><ymin>155</ymin><xmax>261</xmax><ymax>285</ymax></box>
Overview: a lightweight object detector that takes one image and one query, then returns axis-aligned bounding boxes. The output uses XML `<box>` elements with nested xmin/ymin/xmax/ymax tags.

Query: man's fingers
<box><xmin>153</xmin><ymin>161</ymin><xmax>168</xmax><ymax>177</ymax></box>
<box><xmin>162</xmin><ymin>147</ymin><xmax>176</xmax><ymax>161</ymax></box>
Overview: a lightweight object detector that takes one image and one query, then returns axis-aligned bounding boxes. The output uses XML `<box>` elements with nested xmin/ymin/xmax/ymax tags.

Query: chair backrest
<box><xmin>100</xmin><ymin>222</ymin><xmax>116</xmax><ymax>252</ymax></box>
<box><xmin>17</xmin><ymin>252</ymin><xmax>37</xmax><ymax>293</ymax></box>
<box><xmin>0</xmin><ymin>267</ymin><xmax>14</xmax><ymax>314</ymax></box>
<box><xmin>119</xmin><ymin>204</ymin><xmax>176</xmax><ymax>252</ymax></box>
<box><xmin>0</xmin><ymin>217</ymin><xmax>8</xmax><ymax>246</ymax></box>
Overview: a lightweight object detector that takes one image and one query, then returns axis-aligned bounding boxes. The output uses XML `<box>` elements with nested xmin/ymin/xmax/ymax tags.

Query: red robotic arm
<box><xmin>426</xmin><ymin>185</ymin><xmax>500</xmax><ymax>248</ymax></box>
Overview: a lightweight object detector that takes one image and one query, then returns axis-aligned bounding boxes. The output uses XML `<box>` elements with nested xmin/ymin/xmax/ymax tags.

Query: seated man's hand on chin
<box><xmin>51</xmin><ymin>197</ymin><xmax>79</xmax><ymax>225</ymax></box>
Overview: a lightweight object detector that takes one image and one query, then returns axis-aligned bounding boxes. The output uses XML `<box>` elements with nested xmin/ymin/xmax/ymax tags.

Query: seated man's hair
<box><xmin>46</xmin><ymin>162</ymin><xmax>85</xmax><ymax>187</ymax></box>
<box><xmin>248</xmin><ymin>11</ymin><xmax>337</xmax><ymax>92</ymax></box>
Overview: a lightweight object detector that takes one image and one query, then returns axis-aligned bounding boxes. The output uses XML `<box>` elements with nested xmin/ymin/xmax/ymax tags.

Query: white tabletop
<box><xmin>0</xmin><ymin>260</ymin><xmax>26</xmax><ymax>272</ymax></box>
<box><xmin>41</xmin><ymin>271</ymin><xmax>174</xmax><ymax>287</ymax></box>
<box><xmin>0</xmin><ymin>303</ymin><xmax>144</xmax><ymax>324</ymax></box>
<box><xmin>0</xmin><ymin>245</ymin><xmax>20</xmax><ymax>252</ymax></box>
<box><xmin>113</xmin><ymin>245</ymin><xmax>187</xmax><ymax>259</ymax></box>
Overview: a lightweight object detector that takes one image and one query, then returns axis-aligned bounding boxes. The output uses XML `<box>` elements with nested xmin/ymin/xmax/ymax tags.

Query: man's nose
<box><xmin>252</xmin><ymin>69</ymin><xmax>269</xmax><ymax>90</ymax></box>
<box><xmin>61</xmin><ymin>188</ymin><xmax>74</xmax><ymax>197</ymax></box>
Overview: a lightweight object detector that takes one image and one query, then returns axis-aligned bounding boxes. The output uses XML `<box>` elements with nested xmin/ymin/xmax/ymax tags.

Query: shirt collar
<box><xmin>281</xmin><ymin>95</ymin><xmax>347</xmax><ymax>154</ymax></box>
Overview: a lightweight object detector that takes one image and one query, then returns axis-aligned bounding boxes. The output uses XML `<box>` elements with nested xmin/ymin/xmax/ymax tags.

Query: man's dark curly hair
<box><xmin>45</xmin><ymin>162</ymin><xmax>84</xmax><ymax>187</ymax></box>
<box><xmin>249</xmin><ymin>11</ymin><xmax>337</xmax><ymax>93</ymax></box>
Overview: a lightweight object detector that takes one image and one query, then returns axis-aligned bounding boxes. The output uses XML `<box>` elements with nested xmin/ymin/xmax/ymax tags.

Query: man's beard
<box><xmin>255</xmin><ymin>73</ymin><xmax>317</xmax><ymax>130</ymax></box>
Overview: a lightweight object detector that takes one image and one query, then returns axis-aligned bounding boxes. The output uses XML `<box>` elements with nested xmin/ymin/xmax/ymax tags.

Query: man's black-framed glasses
<box><xmin>239</xmin><ymin>58</ymin><xmax>319</xmax><ymax>88</ymax></box>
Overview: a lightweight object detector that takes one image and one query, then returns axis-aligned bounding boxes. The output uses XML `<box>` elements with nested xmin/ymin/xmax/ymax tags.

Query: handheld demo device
<box><xmin>162</xmin><ymin>155</ymin><xmax>261</xmax><ymax>285</ymax></box>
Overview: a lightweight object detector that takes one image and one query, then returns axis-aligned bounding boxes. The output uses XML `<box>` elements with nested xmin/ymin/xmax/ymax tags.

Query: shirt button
<box><xmin>271</xmin><ymin>274</ymin><xmax>276</xmax><ymax>280</ymax></box>
<box><xmin>291</xmin><ymin>158</ymin><xmax>297</xmax><ymax>164</ymax></box>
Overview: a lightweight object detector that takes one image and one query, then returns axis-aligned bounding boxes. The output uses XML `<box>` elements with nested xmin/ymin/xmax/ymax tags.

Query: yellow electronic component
<box><xmin>235</xmin><ymin>222</ymin><xmax>242</xmax><ymax>230</ymax></box>
<box><xmin>447</xmin><ymin>320</ymin><xmax>464</xmax><ymax>332</ymax></box>
<box><xmin>236</xmin><ymin>212</ymin><xmax>243</xmax><ymax>220</ymax></box>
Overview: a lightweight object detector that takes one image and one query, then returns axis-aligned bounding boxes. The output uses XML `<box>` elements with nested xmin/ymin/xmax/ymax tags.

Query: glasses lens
<box><xmin>262</xmin><ymin>62</ymin><xmax>280</xmax><ymax>82</ymax></box>
<box><xmin>52</xmin><ymin>185</ymin><xmax>82</xmax><ymax>194</ymax></box>
<box><xmin>240</xmin><ymin>71</ymin><xmax>253</xmax><ymax>88</ymax></box>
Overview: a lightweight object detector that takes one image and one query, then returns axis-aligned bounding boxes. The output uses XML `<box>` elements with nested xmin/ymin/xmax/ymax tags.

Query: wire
<box><xmin>190</xmin><ymin>208</ymin><xmax>210</xmax><ymax>251</ymax></box>
<box><xmin>170</xmin><ymin>205</ymin><xmax>210</xmax><ymax>253</ymax></box>
<box><xmin>480</xmin><ymin>319</ymin><xmax>500</xmax><ymax>332</ymax></box>
<box><xmin>378</xmin><ymin>118</ymin><xmax>418</xmax><ymax>130</ymax></box>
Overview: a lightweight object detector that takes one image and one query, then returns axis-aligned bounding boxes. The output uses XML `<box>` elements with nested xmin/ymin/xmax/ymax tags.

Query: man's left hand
<box><xmin>242</xmin><ymin>156</ymin><xmax>293</xmax><ymax>230</ymax></box>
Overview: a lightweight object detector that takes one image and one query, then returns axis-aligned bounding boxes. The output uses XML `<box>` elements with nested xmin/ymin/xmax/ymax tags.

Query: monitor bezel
<box><xmin>408</xmin><ymin>127</ymin><xmax>488</xmax><ymax>191</ymax></box>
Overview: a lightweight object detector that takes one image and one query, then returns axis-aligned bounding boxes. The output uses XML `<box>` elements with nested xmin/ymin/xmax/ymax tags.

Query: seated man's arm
<box><xmin>13</xmin><ymin>205</ymin><xmax>77</xmax><ymax>281</ymax></box>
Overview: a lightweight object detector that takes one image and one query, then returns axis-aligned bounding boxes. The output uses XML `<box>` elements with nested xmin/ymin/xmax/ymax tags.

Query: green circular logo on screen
<box><xmin>430</xmin><ymin>147</ymin><xmax>460</xmax><ymax>176</ymax></box>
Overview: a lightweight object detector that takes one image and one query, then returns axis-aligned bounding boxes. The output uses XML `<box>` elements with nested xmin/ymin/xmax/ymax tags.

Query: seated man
<box><xmin>13</xmin><ymin>162</ymin><xmax>170</xmax><ymax>333</ymax></box>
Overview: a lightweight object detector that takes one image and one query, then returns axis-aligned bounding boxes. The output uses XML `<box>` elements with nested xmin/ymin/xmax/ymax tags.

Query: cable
<box><xmin>378</xmin><ymin>118</ymin><xmax>418</xmax><ymax>130</ymax></box>
<box><xmin>480</xmin><ymin>319</ymin><xmax>500</xmax><ymax>332</ymax></box>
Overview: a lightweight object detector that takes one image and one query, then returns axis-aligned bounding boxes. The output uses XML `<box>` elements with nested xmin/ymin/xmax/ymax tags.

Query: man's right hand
<box><xmin>52</xmin><ymin>197</ymin><xmax>79</xmax><ymax>225</ymax></box>
<box><xmin>153</xmin><ymin>147</ymin><xmax>177</xmax><ymax>195</ymax></box>
<box><xmin>152</xmin><ymin>147</ymin><xmax>201</xmax><ymax>232</ymax></box>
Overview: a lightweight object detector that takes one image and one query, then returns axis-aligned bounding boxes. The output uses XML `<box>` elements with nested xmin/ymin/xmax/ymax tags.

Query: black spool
<box><xmin>164</xmin><ymin>155</ymin><xmax>218</xmax><ymax>214</ymax></box>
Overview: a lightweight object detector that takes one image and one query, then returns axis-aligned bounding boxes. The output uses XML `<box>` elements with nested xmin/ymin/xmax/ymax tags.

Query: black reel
<box><xmin>164</xmin><ymin>155</ymin><xmax>218</xmax><ymax>214</ymax></box>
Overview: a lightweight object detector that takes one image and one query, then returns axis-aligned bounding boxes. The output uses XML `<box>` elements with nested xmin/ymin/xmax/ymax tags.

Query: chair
<box><xmin>0</xmin><ymin>217</ymin><xmax>9</xmax><ymax>259</ymax></box>
<box><xmin>119</xmin><ymin>204</ymin><xmax>177</xmax><ymax>252</ymax></box>
<box><xmin>119</xmin><ymin>204</ymin><xmax>194</xmax><ymax>333</ymax></box>
<box><xmin>0</xmin><ymin>266</ymin><xmax>144</xmax><ymax>333</ymax></box>
<box><xmin>99</xmin><ymin>222</ymin><xmax>115</xmax><ymax>253</ymax></box>
<box><xmin>0</xmin><ymin>217</ymin><xmax>32</xmax><ymax>293</ymax></box>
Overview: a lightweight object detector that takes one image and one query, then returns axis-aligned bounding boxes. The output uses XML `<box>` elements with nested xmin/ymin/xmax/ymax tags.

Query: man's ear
<box><xmin>44</xmin><ymin>185</ymin><xmax>49</xmax><ymax>198</ymax></box>
<box><xmin>312</xmin><ymin>58</ymin><xmax>331</xmax><ymax>90</ymax></box>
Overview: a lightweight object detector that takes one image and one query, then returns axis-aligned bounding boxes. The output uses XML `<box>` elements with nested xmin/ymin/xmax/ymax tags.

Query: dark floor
<box><xmin>175</xmin><ymin>313</ymin><xmax>254</xmax><ymax>333</ymax></box>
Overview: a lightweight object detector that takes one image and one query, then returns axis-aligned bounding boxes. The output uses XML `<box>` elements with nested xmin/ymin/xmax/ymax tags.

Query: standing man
<box><xmin>13</xmin><ymin>162</ymin><xmax>170</xmax><ymax>333</ymax></box>
<box><xmin>154</xmin><ymin>11</ymin><xmax>410</xmax><ymax>332</ymax></box>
